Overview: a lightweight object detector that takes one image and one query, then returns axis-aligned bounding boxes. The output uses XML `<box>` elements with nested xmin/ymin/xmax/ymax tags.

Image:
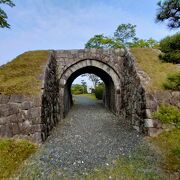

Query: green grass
<box><xmin>0</xmin><ymin>50</ymin><xmax>49</xmax><ymax>95</ymax></box>
<box><xmin>0</xmin><ymin>138</ymin><xmax>37</xmax><ymax>179</ymax></box>
<box><xmin>131</xmin><ymin>48</ymin><xmax>180</xmax><ymax>92</ymax></box>
<box><xmin>150</xmin><ymin>129</ymin><xmax>180</xmax><ymax>173</ymax></box>
<box><xmin>75</xmin><ymin>93</ymin><xmax>97</xmax><ymax>100</ymax></box>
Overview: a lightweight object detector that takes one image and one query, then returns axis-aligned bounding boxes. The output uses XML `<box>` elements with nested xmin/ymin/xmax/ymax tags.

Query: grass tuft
<box><xmin>0</xmin><ymin>138</ymin><xmax>37</xmax><ymax>179</ymax></box>
<box><xmin>151</xmin><ymin>129</ymin><xmax>180</xmax><ymax>173</ymax></box>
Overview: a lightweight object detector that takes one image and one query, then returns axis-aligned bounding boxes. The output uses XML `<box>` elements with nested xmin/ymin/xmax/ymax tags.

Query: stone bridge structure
<box><xmin>1</xmin><ymin>49</ymin><xmax>171</xmax><ymax>143</ymax></box>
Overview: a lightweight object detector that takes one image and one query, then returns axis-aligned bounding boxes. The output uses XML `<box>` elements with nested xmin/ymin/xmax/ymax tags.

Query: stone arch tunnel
<box><xmin>62</xmin><ymin>59</ymin><xmax>121</xmax><ymax>116</ymax></box>
<box><xmin>41</xmin><ymin>49</ymin><xmax>147</xmax><ymax>140</ymax></box>
<box><xmin>0</xmin><ymin>48</ymin><xmax>160</xmax><ymax>143</ymax></box>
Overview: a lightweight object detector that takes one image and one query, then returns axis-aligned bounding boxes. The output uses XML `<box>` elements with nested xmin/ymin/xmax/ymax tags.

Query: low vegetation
<box><xmin>153</xmin><ymin>104</ymin><xmax>180</xmax><ymax>127</ymax></box>
<box><xmin>74</xmin><ymin>145</ymin><xmax>164</xmax><ymax>179</ymax></box>
<box><xmin>95</xmin><ymin>83</ymin><xmax>104</xmax><ymax>100</ymax></box>
<box><xmin>131</xmin><ymin>48</ymin><xmax>180</xmax><ymax>92</ymax></box>
<box><xmin>71</xmin><ymin>84</ymin><xmax>87</xmax><ymax>95</ymax></box>
<box><xmin>0</xmin><ymin>138</ymin><xmax>37</xmax><ymax>179</ymax></box>
<box><xmin>163</xmin><ymin>72</ymin><xmax>180</xmax><ymax>91</ymax></box>
<box><xmin>150</xmin><ymin>129</ymin><xmax>180</xmax><ymax>173</ymax></box>
<box><xmin>0</xmin><ymin>50</ymin><xmax>49</xmax><ymax>95</ymax></box>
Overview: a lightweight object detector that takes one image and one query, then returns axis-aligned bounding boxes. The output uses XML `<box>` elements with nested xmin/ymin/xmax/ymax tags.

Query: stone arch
<box><xmin>59</xmin><ymin>59</ymin><xmax>122</xmax><ymax>117</ymax></box>
<box><xmin>60</xmin><ymin>59</ymin><xmax>121</xmax><ymax>89</ymax></box>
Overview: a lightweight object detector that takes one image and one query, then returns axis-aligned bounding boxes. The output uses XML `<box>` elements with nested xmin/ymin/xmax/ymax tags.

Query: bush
<box><xmin>95</xmin><ymin>84</ymin><xmax>104</xmax><ymax>100</ymax></box>
<box><xmin>153</xmin><ymin>104</ymin><xmax>180</xmax><ymax>127</ymax></box>
<box><xmin>159</xmin><ymin>33</ymin><xmax>180</xmax><ymax>63</ymax></box>
<box><xmin>163</xmin><ymin>72</ymin><xmax>180</xmax><ymax>90</ymax></box>
<box><xmin>159</xmin><ymin>50</ymin><xmax>180</xmax><ymax>64</ymax></box>
<box><xmin>71</xmin><ymin>84</ymin><xmax>84</xmax><ymax>95</ymax></box>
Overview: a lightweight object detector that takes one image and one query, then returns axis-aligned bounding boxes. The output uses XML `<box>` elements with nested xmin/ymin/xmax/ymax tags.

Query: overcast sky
<box><xmin>0</xmin><ymin>0</ymin><xmax>178</xmax><ymax>85</ymax></box>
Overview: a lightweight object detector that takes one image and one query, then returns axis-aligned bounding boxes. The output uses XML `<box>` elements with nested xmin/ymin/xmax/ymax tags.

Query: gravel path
<box><xmin>19</xmin><ymin>95</ymin><xmax>143</xmax><ymax>178</ymax></box>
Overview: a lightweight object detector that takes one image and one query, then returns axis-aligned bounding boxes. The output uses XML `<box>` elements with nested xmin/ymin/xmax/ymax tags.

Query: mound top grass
<box><xmin>131</xmin><ymin>48</ymin><xmax>180</xmax><ymax>92</ymax></box>
<box><xmin>0</xmin><ymin>50</ymin><xmax>49</xmax><ymax>95</ymax></box>
<box><xmin>0</xmin><ymin>48</ymin><xmax>179</xmax><ymax>95</ymax></box>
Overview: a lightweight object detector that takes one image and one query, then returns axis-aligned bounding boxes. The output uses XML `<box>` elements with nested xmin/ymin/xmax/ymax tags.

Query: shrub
<box><xmin>159</xmin><ymin>33</ymin><xmax>180</xmax><ymax>63</ymax></box>
<box><xmin>153</xmin><ymin>104</ymin><xmax>180</xmax><ymax>127</ymax></box>
<box><xmin>95</xmin><ymin>84</ymin><xmax>104</xmax><ymax>100</ymax></box>
<box><xmin>163</xmin><ymin>72</ymin><xmax>180</xmax><ymax>90</ymax></box>
<box><xmin>71</xmin><ymin>84</ymin><xmax>84</xmax><ymax>95</ymax></box>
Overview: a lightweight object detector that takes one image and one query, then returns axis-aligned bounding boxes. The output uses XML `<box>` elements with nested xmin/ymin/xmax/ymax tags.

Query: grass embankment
<box><xmin>131</xmin><ymin>48</ymin><xmax>180</xmax><ymax>92</ymax></box>
<box><xmin>0</xmin><ymin>50</ymin><xmax>49</xmax><ymax>95</ymax></box>
<box><xmin>0</xmin><ymin>138</ymin><xmax>37</xmax><ymax>179</ymax></box>
<box><xmin>150</xmin><ymin>129</ymin><xmax>180</xmax><ymax>174</ymax></box>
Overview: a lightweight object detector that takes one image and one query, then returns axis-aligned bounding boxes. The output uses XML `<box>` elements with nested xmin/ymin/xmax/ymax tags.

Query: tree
<box><xmin>81</xmin><ymin>80</ymin><xmax>87</xmax><ymax>94</ymax></box>
<box><xmin>159</xmin><ymin>32</ymin><xmax>180</xmax><ymax>63</ymax></box>
<box><xmin>95</xmin><ymin>82</ymin><xmax>104</xmax><ymax>100</ymax></box>
<box><xmin>129</xmin><ymin>38</ymin><xmax>159</xmax><ymax>48</ymax></box>
<box><xmin>156</xmin><ymin>0</ymin><xmax>180</xmax><ymax>29</ymax></box>
<box><xmin>114</xmin><ymin>23</ymin><xmax>136</xmax><ymax>45</ymax></box>
<box><xmin>85</xmin><ymin>34</ymin><xmax>122</xmax><ymax>49</ymax></box>
<box><xmin>81</xmin><ymin>74</ymin><xmax>101</xmax><ymax>89</ymax></box>
<box><xmin>0</xmin><ymin>0</ymin><xmax>15</xmax><ymax>28</ymax></box>
<box><xmin>85</xmin><ymin>23</ymin><xmax>159</xmax><ymax>49</ymax></box>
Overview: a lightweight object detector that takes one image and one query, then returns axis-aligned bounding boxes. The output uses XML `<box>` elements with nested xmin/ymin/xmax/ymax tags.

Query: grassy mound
<box><xmin>0</xmin><ymin>138</ymin><xmax>37</xmax><ymax>179</ymax></box>
<box><xmin>0</xmin><ymin>50</ymin><xmax>49</xmax><ymax>95</ymax></box>
<box><xmin>131</xmin><ymin>48</ymin><xmax>180</xmax><ymax>92</ymax></box>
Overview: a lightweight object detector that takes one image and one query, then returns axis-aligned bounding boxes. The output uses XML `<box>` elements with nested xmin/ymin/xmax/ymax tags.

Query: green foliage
<box><xmin>0</xmin><ymin>138</ymin><xmax>37</xmax><ymax>178</ymax></box>
<box><xmin>85</xmin><ymin>34</ymin><xmax>123</xmax><ymax>48</ymax></box>
<box><xmin>163</xmin><ymin>72</ymin><xmax>180</xmax><ymax>90</ymax></box>
<box><xmin>81</xmin><ymin>74</ymin><xmax>101</xmax><ymax>89</ymax></box>
<box><xmin>114</xmin><ymin>23</ymin><xmax>136</xmax><ymax>44</ymax></box>
<box><xmin>95</xmin><ymin>83</ymin><xmax>104</xmax><ymax>100</ymax></box>
<box><xmin>156</xmin><ymin>0</ymin><xmax>180</xmax><ymax>29</ymax></box>
<box><xmin>129</xmin><ymin>38</ymin><xmax>159</xmax><ymax>48</ymax></box>
<box><xmin>81</xmin><ymin>80</ymin><xmax>87</xmax><ymax>93</ymax></box>
<box><xmin>0</xmin><ymin>0</ymin><xmax>15</xmax><ymax>28</ymax></box>
<box><xmin>153</xmin><ymin>104</ymin><xmax>180</xmax><ymax>127</ymax></box>
<box><xmin>159</xmin><ymin>33</ymin><xmax>180</xmax><ymax>63</ymax></box>
<box><xmin>85</xmin><ymin>23</ymin><xmax>158</xmax><ymax>49</ymax></box>
<box><xmin>71</xmin><ymin>84</ymin><xmax>85</xmax><ymax>95</ymax></box>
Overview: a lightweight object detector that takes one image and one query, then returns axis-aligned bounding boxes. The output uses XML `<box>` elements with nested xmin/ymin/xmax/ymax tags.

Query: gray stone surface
<box><xmin>0</xmin><ymin>95</ymin><xmax>43</xmax><ymax>142</ymax></box>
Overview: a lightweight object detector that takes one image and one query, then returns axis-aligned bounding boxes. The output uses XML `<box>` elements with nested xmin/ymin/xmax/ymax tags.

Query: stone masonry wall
<box><xmin>0</xmin><ymin>95</ymin><xmax>43</xmax><ymax>143</ymax></box>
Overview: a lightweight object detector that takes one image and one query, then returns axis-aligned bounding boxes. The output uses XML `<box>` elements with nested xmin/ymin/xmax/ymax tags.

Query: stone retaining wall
<box><xmin>0</xmin><ymin>95</ymin><xmax>43</xmax><ymax>143</ymax></box>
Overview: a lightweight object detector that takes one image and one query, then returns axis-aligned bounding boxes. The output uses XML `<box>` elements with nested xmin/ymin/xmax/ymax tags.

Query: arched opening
<box><xmin>59</xmin><ymin>59</ymin><xmax>121</xmax><ymax>118</ymax></box>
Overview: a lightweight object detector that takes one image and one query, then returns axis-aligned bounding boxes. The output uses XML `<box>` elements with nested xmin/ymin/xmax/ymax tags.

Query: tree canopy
<box><xmin>156</xmin><ymin>0</ymin><xmax>180</xmax><ymax>29</ymax></box>
<box><xmin>114</xmin><ymin>23</ymin><xmax>136</xmax><ymax>44</ymax></box>
<box><xmin>85</xmin><ymin>23</ymin><xmax>159</xmax><ymax>49</ymax></box>
<box><xmin>0</xmin><ymin>0</ymin><xmax>15</xmax><ymax>28</ymax></box>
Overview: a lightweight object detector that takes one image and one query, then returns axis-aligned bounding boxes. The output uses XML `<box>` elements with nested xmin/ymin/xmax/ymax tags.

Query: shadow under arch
<box><xmin>59</xmin><ymin>59</ymin><xmax>122</xmax><ymax>117</ymax></box>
